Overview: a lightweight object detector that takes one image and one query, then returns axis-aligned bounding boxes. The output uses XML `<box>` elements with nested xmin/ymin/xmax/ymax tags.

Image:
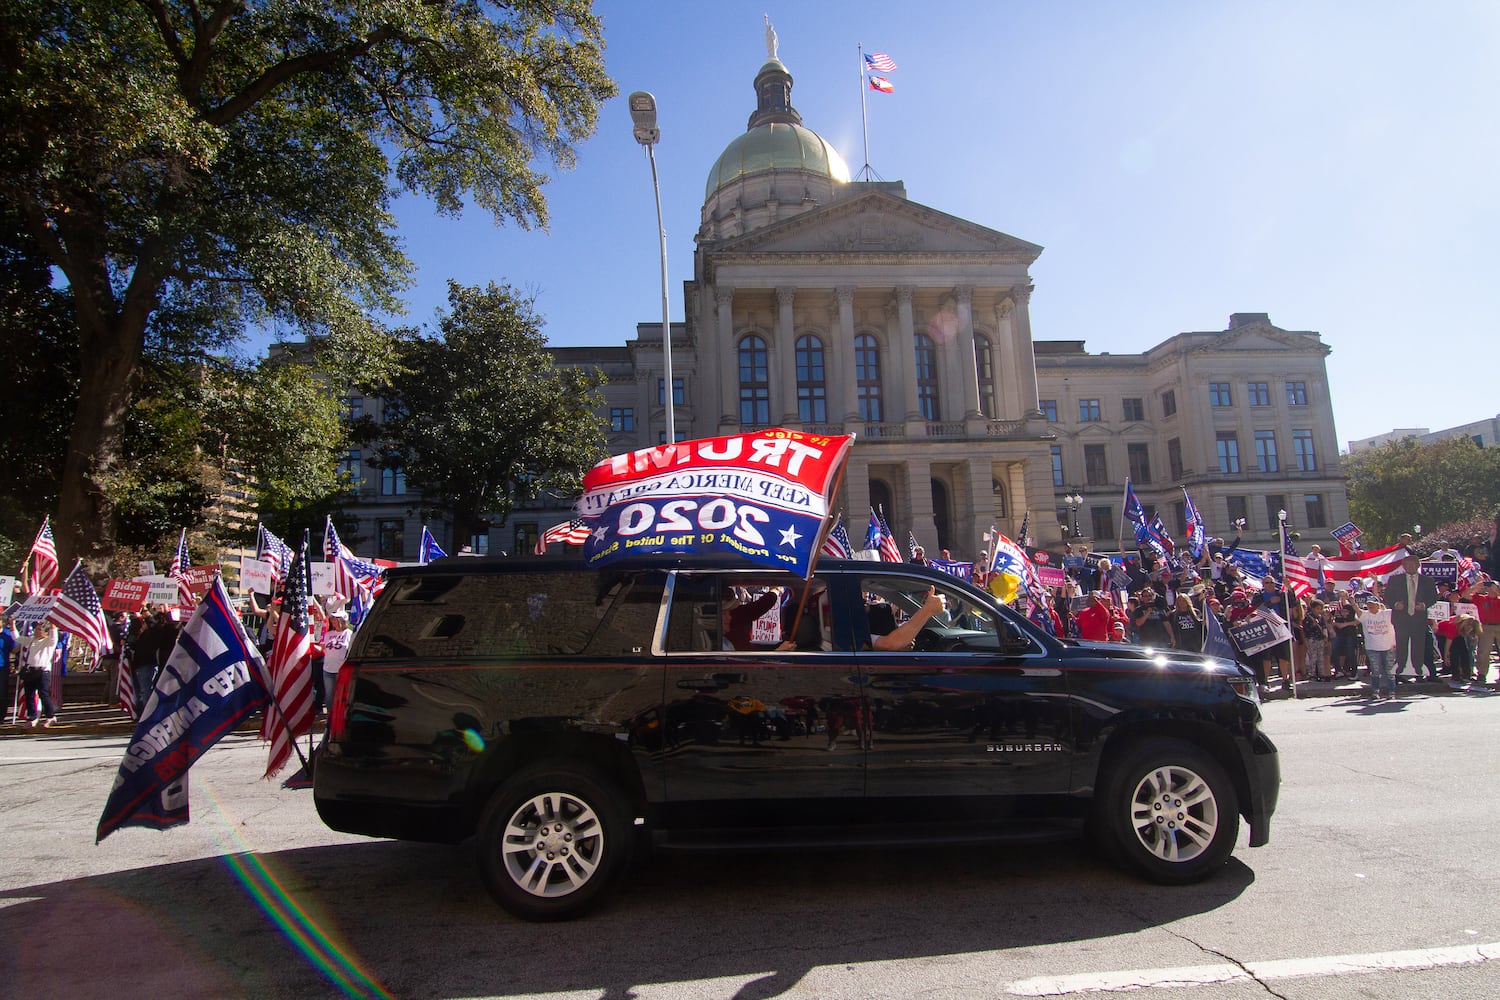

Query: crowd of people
<box><xmin>1028</xmin><ymin>520</ymin><xmax>1500</xmax><ymax>698</ymax></box>
<box><xmin>2</xmin><ymin>591</ymin><xmax>359</xmax><ymax>728</ymax></box>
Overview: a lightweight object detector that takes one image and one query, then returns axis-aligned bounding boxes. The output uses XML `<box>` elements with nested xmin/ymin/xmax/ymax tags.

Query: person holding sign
<box><xmin>1457</xmin><ymin>578</ymin><xmax>1500</xmax><ymax>685</ymax></box>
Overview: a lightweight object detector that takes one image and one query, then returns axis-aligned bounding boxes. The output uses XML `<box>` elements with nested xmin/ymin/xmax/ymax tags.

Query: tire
<box><xmin>477</xmin><ymin>763</ymin><xmax>631</xmax><ymax>921</ymax></box>
<box><xmin>1097</xmin><ymin>739</ymin><xmax>1240</xmax><ymax>885</ymax></box>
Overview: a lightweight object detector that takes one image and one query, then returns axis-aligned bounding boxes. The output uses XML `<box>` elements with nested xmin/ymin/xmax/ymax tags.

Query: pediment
<box><xmin>1198</xmin><ymin>324</ymin><xmax>1324</xmax><ymax>353</ymax></box>
<box><xmin>708</xmin><ymin>189</ymin><xmax>1043</xmax><ymax>259</ymax></box>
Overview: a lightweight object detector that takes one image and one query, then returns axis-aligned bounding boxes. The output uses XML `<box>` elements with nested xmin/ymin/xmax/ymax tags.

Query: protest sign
<box><xmin>1227</xmin><ymin>611</ymin><xmax>1293</xmax><ymax>656</ymax></box>
<box><xmin>1418</xmin><ymin>560</ymin><xmax>1459</xmax><ymax>586</ymax></box>
<box><xmin>1427</xmin><ymin>601</ymin><xmax>1452</xmax><ymax>622</ymax></box>
<box><xmin>182</xmin><ymin>565</ymin><xmax>219</xmax><ymax>600</ymax></box>
<box><xmin>0</xmin><ymin>575</ymin><xmax>14</xmax><ymax>606</ymax></box>
<box><xmin>7</xmin><ymin>595</ymin><xmax>55</xmax><ymax>629</ymax></box>
<box><xmin>1038</xmin><ymin>566</ymin><xmax>1067</xmax><ymax>589</ymax></box>
<box><xmin>240</xmin><ymin>557</ymin><xmax>274</xmax><ymax>595</ymax></box>
<box><xmin>1454</xmin><ymin>602</ymin><xmax>1480</xmax><ymax>620</ymax></box>
<box><xmin>137</xmin><ymin>560</ymin><xmax>156</xmax><ymax>577</ymax></box>
<box><xmin>309</xmin><ymin>561</ymin><xmax>337</xmax><ymax>596</ymax></box>
<box><xmin>102</xmin><ymin>579</ymin><xmax>150</xmax><ymax>613</ymax></box>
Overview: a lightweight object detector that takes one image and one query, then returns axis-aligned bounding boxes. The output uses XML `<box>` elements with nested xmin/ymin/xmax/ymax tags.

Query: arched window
<box><xmin>854</xmin><ymin>334</ymin><xmax>882</xmax><ymax>423</ymax></box>
<box><xmin>974</xmin><ymin>336</ymin><xmax>995</xmax><ymax>418</ymax></box>
<box><xmin>915</xmin><ymin>333</ymin><xmax>940</xmax><ymax>420</ymax></box>
<box><xmin>738</xmin><ymin>334</ymin><xmax>770</xmax><ymax>427</ymax></box>
<box><xmin>795</xmin><ymin>334</ymin><xmax>826</xmax><ymax>423</ymax></box>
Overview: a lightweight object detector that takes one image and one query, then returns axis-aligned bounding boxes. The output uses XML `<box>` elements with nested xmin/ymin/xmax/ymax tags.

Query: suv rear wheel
<box><xmin>1099</xmin><ymin>739</ymin><xmax>1239</xmax><ymax>884</ymax></box>
<box><xmin>477</xmin><ymin>763</ymin><xmax>630</xmax><ymax>921</ymax></box>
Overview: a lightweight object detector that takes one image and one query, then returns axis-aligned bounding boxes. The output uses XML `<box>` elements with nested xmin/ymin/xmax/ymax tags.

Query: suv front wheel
<box><xmin>1099</xmin><ymin>739</ymin><xmax>1240</xmax><ymax>884</ymax></box>
<box><xmin>477</xmin><ymin>763</ymin><xmax>631</xmax><ymax>920</ymax></box>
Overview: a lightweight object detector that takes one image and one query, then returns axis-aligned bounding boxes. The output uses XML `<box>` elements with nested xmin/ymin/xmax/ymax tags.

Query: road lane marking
<box><xmin>1006</xmin><ymin>941</ymin><xmax>1500</xmax><ymax>995</ymax></box>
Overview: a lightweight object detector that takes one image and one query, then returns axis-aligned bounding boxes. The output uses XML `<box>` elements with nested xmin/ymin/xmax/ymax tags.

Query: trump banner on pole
<box><xmin>97</xmin><ymin>577</ymin><xmax>269</xmax><ymax>842</ymax></box>
<box><xmin>578</xmin><ymin>429</ymin><xmax>854</xmax><ymax>578</ymax></box>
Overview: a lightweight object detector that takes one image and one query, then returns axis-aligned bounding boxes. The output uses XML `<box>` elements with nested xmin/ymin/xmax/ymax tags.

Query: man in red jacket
<box><xmin>1459</xmin><ymin>577</ymin><xmax>1500</xmax><ymax>685</ymax></box>
<box><xmin>1076</xmin><ymin>591</ymin><xmax>1115</xmax><ymax>642</ymax></box>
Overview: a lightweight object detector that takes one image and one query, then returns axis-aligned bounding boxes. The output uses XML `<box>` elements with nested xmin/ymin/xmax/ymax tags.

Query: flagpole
<box><xmin>1279</xmin><ymin>510</ymin><xmax>1298</xmax><ymax>700</ymax></box>
<box><xmin>857</xmin><ymin>43</ymin><xmax>871</xmax><ymax>181</ymax></box>
<box><xmin>1117</xmin><ymin>479</ymin><xmax>1129</xmax><ymax>559</ymax></box>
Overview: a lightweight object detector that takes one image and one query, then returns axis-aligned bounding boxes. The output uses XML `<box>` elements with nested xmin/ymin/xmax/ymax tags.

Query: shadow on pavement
<box><xmin>0</xmin><ymin>835</ymin><xmax>1254</xmax><ymax>998</ymax></box>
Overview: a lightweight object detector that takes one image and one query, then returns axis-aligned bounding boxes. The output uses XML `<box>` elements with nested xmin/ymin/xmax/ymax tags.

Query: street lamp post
<box><xmin>1063</xmin><ymin>493</ymin><xmax>1083</xmax><ymax>539</ymax></box>
<box><xmin>628</xmin><ymin>91</ymin><xmax>675</xmax><ymax>443</ymax></box>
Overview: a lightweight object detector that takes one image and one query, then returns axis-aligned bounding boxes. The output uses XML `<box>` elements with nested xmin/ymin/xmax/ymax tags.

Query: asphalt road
<box><xmin>5</xmin><ymin>689</ymin><xmax>1500</xmax><ymax>999</ymax></box>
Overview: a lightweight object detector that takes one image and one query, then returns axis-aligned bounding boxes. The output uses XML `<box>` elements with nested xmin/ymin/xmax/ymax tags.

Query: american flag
<box><xmin>1278</xmin><ymin>532</ymin><xmax>1315</xmax><ymax>599</ymax></box>
<box><xmin>907</xmin><ymin>531</ymin><xmax>921</xmax><ymax>561</ymax></box>
<box><xmin>1017</xmin><ymin>511</ymin><xmax>1032</xmax><ymax>548</ymax></box>
<box><xmin>535</xmin><ymin>517</ymin><xmax>590</xmax><ymax>553</ymax></box>
<box><xmin>116</xmin><ymin>649</ymin><xmax>137</xmax><ymax>721</ymax></box>
<box><xmin>820</xmin><ymin>513</ymin><xmax>853</xmax><ymax>559</ymax></box>
<box><xmin>257</xmin><ymin>523</ymin><xmax>292</xmax><ymax>585</ymax></box>
<box><xmin>263</xmin><ymin>532</ymin><xmax>315</xmax><ymax>778</ymax></box>
<box><xmin>46</xmin><ymin>561</ymin><xmax>113</xmax><ymax>655</ymax></box>
<box><xmin>864</xmin><ymin>51</ymin><xmax>898</xmax><ymax>72</ymax></box>
<box><xmin>169</xmin><ymin>528</ymin><xmax>193</xmax><ymax>608</ymax></box>
<box><xmin>24</xmin><ymin>516</ymin><xmax>58</xmax><ymax>596</ymax></box>
<box><xmin>325</xmin><ymin>517</ymin><xmax>383</xmax><ymax>614</ymax></box>
<box><xmin>1285</xmin><ymin>542</ymin><xmax>1411</xmax><ymax>592</ymax></box>
<box><xmin>876</xmin><ymin>509</ymin><xmax>902</xmax><ymax>563</ymax></box>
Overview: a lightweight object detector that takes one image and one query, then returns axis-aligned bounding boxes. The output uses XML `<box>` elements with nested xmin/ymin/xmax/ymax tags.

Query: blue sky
<box><xmin>378</xmin><ymin>0</ymin><xmax>1499</xmax><ymax>449</ymax></box>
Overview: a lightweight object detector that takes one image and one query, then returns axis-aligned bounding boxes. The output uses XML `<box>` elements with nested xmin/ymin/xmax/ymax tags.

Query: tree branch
<box><xmin>137</xmin><ymin>0</ymin><xmax>188</xmax><ymax>67</ymax></box>
<box><xmin>202</xmin><ymin>24</ymin><xmax>405</xmax><ymax>126</ymax></box>
<box><xmin>180</xmin><ymin>1</ymin><xmax>243</xmax><ymax>100</ymax></box>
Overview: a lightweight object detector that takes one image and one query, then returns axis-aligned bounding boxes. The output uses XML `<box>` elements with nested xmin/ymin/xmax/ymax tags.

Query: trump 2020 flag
<box><xmin>578</xmin><ymin>429</ymin><xmax>853</xmax><ymax>578</ymax></box>
<box><xmin>97</xmin><ymin>577</ymin><xmax>269</xmax><ymax>842</ymax></box>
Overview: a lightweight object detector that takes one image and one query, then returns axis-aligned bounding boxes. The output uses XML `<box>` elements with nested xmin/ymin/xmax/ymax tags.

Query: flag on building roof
<box><xmin>820</xmin><ymin>512</ymin><xmax>853</xmax><ymax>559</ymax></box>
<box><xmin>46</xmin><ymin>561</ymin><xmax>112</xmax><ymax>655</ymax></box>
<box><xmin>24</xmin><ymin>516</ymin><xmax>59</xmax><ymax>596</ymax></box>
<box><xmin>867</xmin><ymin>75</ymin><xmax>894</xmax><ymax>94</ymax></box>
<box><xmin>535</xmin><ymin>517</ymin><xmax>589</xmax><ymax>554</ymax></box>
<box><xmin>262</xmin><ymin>532</ymin><xmax>315</xmax><ymax>779</ymax></box>
<box><xmin>419</xmin><ymin>525</ymin><xmax>447</xmax><ymax>564</ymax></box>
<box><xmin>97</xmin><ymin>577</ymin><xmax>268</xmax><ymax>842</ymax></box>
<box><xmin>864</xmin><ymin>51</ymin><xmax>898</xmax><ymax>72</ymax></box>
<box><xmin>257</xmin><ymin>523</ymin><xmax>292</xmax><ymax>585</ymax></box>
<box><xmin>169</xmin><ymin>528</ymin><xmax>193</xmax><ymax>608</ymax></box>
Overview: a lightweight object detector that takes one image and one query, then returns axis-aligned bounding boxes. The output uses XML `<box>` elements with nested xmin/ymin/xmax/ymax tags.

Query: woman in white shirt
<box><xmin>1358</xmin><ymin>599</ymin><xmax>1397</xmax><ymax>700</ymax></box>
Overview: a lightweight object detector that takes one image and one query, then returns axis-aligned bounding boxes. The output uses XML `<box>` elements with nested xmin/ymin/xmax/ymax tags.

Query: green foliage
<box><xmin>372</xmin><ymin>281</ymin><xmax>606</xmax><ymax>542</ymax></box>
<box><xmin>1345</xmin><ymin>437</ymin><xmax>1500</xmax><ymax>547</ymax></box>
<box><xmin>0</xmin><ymin>0</ymin><xmax>616</xmax><ymax>565</ymax></box>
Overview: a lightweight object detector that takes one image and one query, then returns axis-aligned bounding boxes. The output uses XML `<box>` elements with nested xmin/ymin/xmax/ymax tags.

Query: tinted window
<box><xmin>359</xmin><ymin>570</ymin><xmax>664</xmax><ymax>660</ymax></box>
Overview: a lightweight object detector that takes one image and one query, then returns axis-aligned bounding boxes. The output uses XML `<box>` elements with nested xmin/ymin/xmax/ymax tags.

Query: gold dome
<box><xmin>705</xmin><ymin>122</ymin><xmax>851</xmax><ymax>199</ymax></box>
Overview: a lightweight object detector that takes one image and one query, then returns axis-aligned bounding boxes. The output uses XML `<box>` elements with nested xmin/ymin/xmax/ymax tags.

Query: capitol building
<box><xmin>345</xmin><ymin>45</ymin><xmax>1349</xmax><ymax>564</ymax></box>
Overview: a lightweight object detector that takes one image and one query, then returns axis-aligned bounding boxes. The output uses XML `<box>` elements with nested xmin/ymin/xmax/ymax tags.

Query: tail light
<box><xmin>328</xmin><ymin>666</ymin><xmax>356</xmax><ymax>742</ymax></box>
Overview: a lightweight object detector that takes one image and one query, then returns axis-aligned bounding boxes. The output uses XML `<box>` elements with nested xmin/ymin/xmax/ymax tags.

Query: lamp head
<box><xmin>628</xmin><ymin>91</ymin><xmax>659</xmax><ymax>145</ymax></box>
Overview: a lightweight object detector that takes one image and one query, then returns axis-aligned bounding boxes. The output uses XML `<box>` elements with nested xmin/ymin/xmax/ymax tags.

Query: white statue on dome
<box><xmin>764</xmin><ymin>14</ymin><xmax>778</xmax><ymax>60</ymax></box>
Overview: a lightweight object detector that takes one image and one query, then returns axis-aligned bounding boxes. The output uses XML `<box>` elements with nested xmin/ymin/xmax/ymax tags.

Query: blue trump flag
<box><xmin>1203</xmin><ymin>607</ymin><xmax>1239</xmax><ymax>661</ymax></box>
<box><xmin>419</xmin><ymin>524</ymin><xmax>447</xmax><ymax>564</ymax></box>
<box><xmin>97</xmin><ymin>577</ymin><xmax>270</xmax><ymax>842</ymax></box>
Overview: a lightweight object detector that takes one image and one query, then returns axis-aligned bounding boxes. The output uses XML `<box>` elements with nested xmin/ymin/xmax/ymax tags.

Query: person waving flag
<box><xmin>22</xmin><ymin>516</ymin><xmax>59</xmax><ymax>596</ymax></box>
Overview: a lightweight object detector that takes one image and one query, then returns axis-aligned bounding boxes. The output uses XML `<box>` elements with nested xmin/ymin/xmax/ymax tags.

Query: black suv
<box><xmin>314</xmin><ymin>558</ymin><xmax>1279</xmax><ymax>920</ymax></box>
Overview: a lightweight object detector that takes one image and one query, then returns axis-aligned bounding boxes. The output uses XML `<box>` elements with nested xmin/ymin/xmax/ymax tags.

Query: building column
<box><xmin>904</xmin><ymin>458</ymin><xmax>936</xmax><ymax>551</ymax></box>
<box><xmin>1011</xmin><ymin>283</ymin><xmax>1041</xmax><ymax>416</ymax></box>
<box><xmin>995</xmin><ymin>299</ymin><xmax>1021</xmax><ymax>420</ymax></box>
<box><xmin>965</xmin><ymin>456</ymin><xmax>995</xmax><ymax>562</ymax></box>
<box><xmin>896</xmin><ymin>285</ymin><xmax>921</xmax><ymax>421</ymax></box>
<box><xmin>635</xmin><ymin>371</ymin><xmax>653</xmax><ymax>444</ymax></box>
<box><xmin>836</xmin><ymin>285</ymin><xmax>859</xmax><ymax>424</ymax></box>
<box><xmin>715</xmin><ymin>286</ymin><xmax>737</xmax><ymax>431</ymax></box>
<box><xmin>776</xmin><ymin>285</ymin><xmax>798</xmax><ymax>424</ymax></box>
<box><xmin>954</xmin><ymin>285</ymin><xmax>982</xmax><ymax>419</ymax></box>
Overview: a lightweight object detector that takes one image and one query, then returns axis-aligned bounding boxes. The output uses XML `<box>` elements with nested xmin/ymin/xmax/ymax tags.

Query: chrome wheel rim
<box><xmin>500</xmin><ymin>791</ymin><xmax>604</xmax><ymax>898</ymax></box>
<box><xmin>1128</xmin><ymin>764</ymin><xmax>1219</xmax><ymax>863</ymax></box>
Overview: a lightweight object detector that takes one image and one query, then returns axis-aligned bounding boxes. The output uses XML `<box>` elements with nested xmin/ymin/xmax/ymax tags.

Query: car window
<box><xmin>856</xmin><ymin>573</ymin><xmax>1037</xmax><ymax>654</ymax></box>
<box><xmin>663</xmin><ymin>572</ymin><xmax>836</xmax><ymax>653</ymax></box>
<box><xmin>359</xmin><ymin>570</ymin><xmax>663</xmax><ymax>660</ymax></box>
